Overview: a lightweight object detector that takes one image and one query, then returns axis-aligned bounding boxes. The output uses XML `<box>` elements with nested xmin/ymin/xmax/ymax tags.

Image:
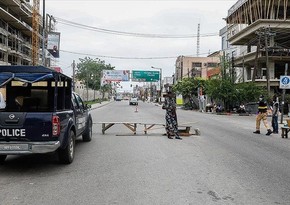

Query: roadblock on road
<box><xmin>95</xmin><ymin>121</ymin><xmax>200</xmax><ymax>136</ymax></box>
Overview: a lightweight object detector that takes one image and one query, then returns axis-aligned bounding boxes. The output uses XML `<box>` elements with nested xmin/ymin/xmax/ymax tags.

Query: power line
<box><xmin>60</xmin><ymin>49</ymin><xmax>211</xmax><ymax>59</ymax></box>
<box><xmin>54</xmin><ymin>17</ymin><xmax>219</xmax><ymax>39</ymax></box>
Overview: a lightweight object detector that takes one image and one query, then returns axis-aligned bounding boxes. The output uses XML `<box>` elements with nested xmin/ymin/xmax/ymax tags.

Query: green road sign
<box><xmin>132</xmin><ymin>70</ymin><xmax>160</xmax><ymax>82</ymax></box>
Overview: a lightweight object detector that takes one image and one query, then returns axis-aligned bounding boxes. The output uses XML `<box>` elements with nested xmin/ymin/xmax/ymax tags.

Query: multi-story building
<box><xmin>225</xmin><ymin>0</ymin><xmax>290</xmax><ymax>92</ymax></box>
<box><xmin>0</xmin><ymin>0</ymin><xmax>56</xmax><ymax>66</ymax></box>
<box><xmin>220</xmin><ymin>25</ymin><xmax>248</xmax><ymax>83</ymax></box>
<box><xmin>175</xmin><ymin>53</ymin><xmax>221</xmax><ymax>82</ymax></box>
<box><xmin>0</xmin><ymin>0</ymin><xmax>36</xmax><ymax>65</ymax></box>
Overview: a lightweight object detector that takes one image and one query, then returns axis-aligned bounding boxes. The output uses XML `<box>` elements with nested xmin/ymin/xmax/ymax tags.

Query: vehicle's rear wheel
<box><xmin>0</xmin><ymin>155</ymin><xmax>7</xmax><ymax>164</ymax></box>
<box><xmin>58</xmin><ymin>130</ymin><xmax>75</xmax><ymax>164</ymax></box>
<box><xmin>82</xmin><ymin>119</ymin><xmax>92</xmax><ymax>142</ymax></box>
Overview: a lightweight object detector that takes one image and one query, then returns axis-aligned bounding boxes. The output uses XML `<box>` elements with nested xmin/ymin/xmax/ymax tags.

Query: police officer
<box><xmin>253</xmin><ymin>95</ymin><xmax>272</xmax><ymax>135</ymax></box>
<box><xmin>162</xmin><ymin>91</ymin><xmax>182</xmax><ymax>140</ymax></box>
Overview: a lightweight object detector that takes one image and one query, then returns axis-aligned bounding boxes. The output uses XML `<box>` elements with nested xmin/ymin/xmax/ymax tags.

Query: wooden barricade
<box><xmin>97</xmin><ymin>121</ymin><xmax>200</xmax><ymax>136</ymax></box>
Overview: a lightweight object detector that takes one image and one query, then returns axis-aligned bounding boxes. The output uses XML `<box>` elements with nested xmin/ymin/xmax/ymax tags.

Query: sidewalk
<box><xmin>90</xmin><ymin>100</ymin><xmax>112</xmax><ymax>110</ymax></box>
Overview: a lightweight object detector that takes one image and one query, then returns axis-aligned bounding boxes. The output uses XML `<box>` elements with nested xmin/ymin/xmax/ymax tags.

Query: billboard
<box><xmin>47</xmin><ymin>32</ymin><xmax>60</xmax><ymax>58</ymax></box>
<box><xmin>102</xmin><ymin>70</ymin><xmax>130</xmax><ymax>81</ymax></box>
<box><xmin>132</xmin><ymin>70</ymin><xmax>159</xmax><ymax>82</ymax></box>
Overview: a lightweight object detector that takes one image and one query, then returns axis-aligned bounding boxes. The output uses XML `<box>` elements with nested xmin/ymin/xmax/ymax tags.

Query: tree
<box><xmin>235</xmin><ymin>82</ymin><xmax>263</xmax><ymax>103</ymax></box>
<box><xmin>206</xmin><ymin>78</ymin><xmax>237</xmax><ymax>111</ymax></box>
<box><xmin>100</xmin><ymin>84</ymin><xmax>112</xmax><ymax>100</ymax></box>
<box><xmin>75</xmin><ymin>57</ymin><xmax>114</xmax><ymax>90</ymax></box>
<box><xmin>173</xmin><ymin>77</ymin><xmax>206</xmax><ymax>108</ymax></box>
<box><xmin>206</xmin><ymin>77</ymin><xmax>263</xmax><ymax>111</ymax></box>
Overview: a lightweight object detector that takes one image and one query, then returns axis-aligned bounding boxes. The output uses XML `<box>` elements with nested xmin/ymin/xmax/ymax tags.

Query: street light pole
<box><xmin>151</xmin><ymin>66</ymin><xmax>162</xmax><ymax>103</ymax></box>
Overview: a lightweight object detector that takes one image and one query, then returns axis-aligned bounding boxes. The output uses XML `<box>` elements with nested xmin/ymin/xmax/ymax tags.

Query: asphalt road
<box><xmin>1</xmin><ymin>100</ymin><xmax>290</xmax><ymax>205</ymax></box>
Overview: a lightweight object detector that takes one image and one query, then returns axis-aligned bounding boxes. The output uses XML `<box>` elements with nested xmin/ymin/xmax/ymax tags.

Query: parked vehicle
<box><xmin>129</xmin><ymin>97</ymin><xmax>138</xmax><ymax>105</ymax></box>
<box><xmin>245</xmin><ymin>102</ymin><xmax>258</xmax><ymax>114</ymax></box>
<box><xmin>115</xmin><ymin>96</ymin><xmax>122</xmax><ymax>101</ymax></box>
<box><xmin>0</xmin><ymin>66</ymin><xmax>92</xmax><ymax>164</ymax></box>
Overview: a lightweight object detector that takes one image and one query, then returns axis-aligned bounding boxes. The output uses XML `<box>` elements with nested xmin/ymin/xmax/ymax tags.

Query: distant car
<box><xmin>129</xmin><ymin>97</ymin><xmax>138</xmax><ymax>105</ymax></box>
<box><xmin>115</xmin><ymin>96</ymin><xmax>122</xmax><ymax>101</ymax></box>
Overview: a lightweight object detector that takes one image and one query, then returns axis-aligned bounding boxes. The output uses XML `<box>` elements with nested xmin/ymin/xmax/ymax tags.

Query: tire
<box><xmin>58</xmin><ymin>130</ymin><xmax>75</xmax><ymax>164</ymax></box>
<box><xmin>82</xmin><ymin>119</ymin><xmax>92</xmax><ymax>142</ymax></box>
<box><xmin>0</xmin><ymin>155</ymin><xmax>7</xmax><ymax>164</ymax></box>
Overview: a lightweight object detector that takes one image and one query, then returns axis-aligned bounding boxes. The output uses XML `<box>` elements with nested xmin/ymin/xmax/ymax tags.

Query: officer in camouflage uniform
<box><xmin>163</xmin><ymin>91</ymin><xmax>182</xmax><ymax>140</ymax></box>
<box><xmin>253</xmin><ymin>95</ymin><xmax>272</xmax><ymax>135</ymax></box>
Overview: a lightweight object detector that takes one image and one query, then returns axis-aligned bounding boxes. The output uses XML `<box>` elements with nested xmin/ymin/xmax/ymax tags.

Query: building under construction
<box><xmin>225</xmin><ymin>0</ymin><xmax>290</xmax><ymax>92</ymax></box>
<box><xmin>0</xmin><ymin>0</ymin><xmax>38</xmax><ymax>65</ymax></box>
<box><xmin>0</xmin><ymin>0</ymin><xmax>58</xmax><ymax>66</ymax></box>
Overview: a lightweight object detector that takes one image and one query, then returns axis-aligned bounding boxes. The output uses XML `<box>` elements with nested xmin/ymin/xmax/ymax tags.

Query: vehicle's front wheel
<box><xmin>0</xmin><ymin>155</ymin><xmax>7</xmax><ymax>164</ymax></box>
<box><xmin>58</xmin><ymin>130</ymin><xmax>75</xmax><ymax>164</ymax></box>
<box><xmin>82</xmin><ymin>119</ymin><xmax>92</xmax><ymax>142</ymax></box>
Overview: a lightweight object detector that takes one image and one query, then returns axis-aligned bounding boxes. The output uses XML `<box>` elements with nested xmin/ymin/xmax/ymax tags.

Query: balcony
<box><xmin>228</xmin><ymin>20</ymin><xmax>290</xmax><ymax>47</ymax></box>
<box><xmin>226</xmin><ymin>0</ymin><xmax>290</xmax><ymax>47</ymax></box>
<box><xmin>0</xmin><ymin>7</ymin><xmax>32</xmax><ymax>37</ymax></box>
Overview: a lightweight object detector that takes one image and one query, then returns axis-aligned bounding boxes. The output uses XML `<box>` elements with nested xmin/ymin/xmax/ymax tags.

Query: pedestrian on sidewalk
<box><xmin>271</xmin><ymin>94</ymin><xmax>279</xmax><ymax>134</ymax></box>
<box><xmin>162</xmin><ymin>91</ymin><xmax>182</xmax><ymax>140</ymax></box>
<box><xmin>253</xmin><ymin>95</ymin><xmax>272</xmax><ymax>135</ymax></box>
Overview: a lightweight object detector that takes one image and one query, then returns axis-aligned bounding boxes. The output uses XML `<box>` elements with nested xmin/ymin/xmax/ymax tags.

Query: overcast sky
<box><xmin>43</xmin><ymin>0</ymin><xmax>237</xmax><ymax>91</ymax></box>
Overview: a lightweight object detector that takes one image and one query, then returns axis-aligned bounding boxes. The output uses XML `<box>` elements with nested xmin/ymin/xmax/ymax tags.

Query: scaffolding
<box><xmin>226</xmin><ymin>0</ymin><xmax>289</xmax><ymax>25</ymax></box>
<box><xmin>32</xmin><ymin>0</ymin><xmax>40</xmax><ymax>65</ymax></box>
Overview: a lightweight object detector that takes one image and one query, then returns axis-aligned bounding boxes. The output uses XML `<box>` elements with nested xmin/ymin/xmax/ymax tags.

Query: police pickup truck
<box><xmin>0</xmin><ymin>66</ymin><xmax>92</xmax><ymax>164</ymax></box>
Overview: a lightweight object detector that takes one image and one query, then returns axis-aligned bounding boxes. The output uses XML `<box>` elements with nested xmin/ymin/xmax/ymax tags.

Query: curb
<box><xmin>90</xmin><ymin>101</ymin><xmax>112</xmax><ymax>110</ymax></box>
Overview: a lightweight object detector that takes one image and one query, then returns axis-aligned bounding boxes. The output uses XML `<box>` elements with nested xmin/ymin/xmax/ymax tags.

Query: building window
<box><xmin>207</xmin><ymin>62</ymin><xmax>218</xmax><ymax>67</ymax></box>
<box><xmin>0</xmin><ymin>51</ymin><xmax>4</xmax><ymax>61</ymax></box>
<box><xmin>0</xmin><ymin>33</ymin><xmax>6</xmax><ymax>45</ymax></box>
<box><xmin>222</xmin><ymin>36</ymin><xmax>225</xmax><ymax>50</ymax></box>
<box><xmin>192</xmin><ymin>62</ymin><xmax>202</xmax><ymax>68</ymax></box>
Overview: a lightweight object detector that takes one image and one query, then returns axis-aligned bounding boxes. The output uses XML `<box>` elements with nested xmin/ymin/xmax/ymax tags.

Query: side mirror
<box><xmin>85</xmin><ymin>104</ymin><xmax>91</xmax><ymax>109</ymax></box>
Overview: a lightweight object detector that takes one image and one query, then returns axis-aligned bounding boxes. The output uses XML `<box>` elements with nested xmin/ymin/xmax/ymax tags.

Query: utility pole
<box><xmin>196</xmin><ymin>23</ymin><xmax>200</xmax><ymax>57</ymax></box>
<box><xmin>264</xmin><ymin>27</ymin><xmax>276</xmax><ymax>96</ymax></box>
<box><xmin>264</xmin><ymin>28</ymin><xmax>270</xmax><ymax>96</ymax></box>
<box><xmin>253</xmin><ymin>27</ymin><xmax>275</xmax><ymax>96</ymax></box>
<box><xmin>281</xmin><ymin>63</ymin><xmax>288</xmax><ymax>124</ymax></box>
<box><xmin>72</xmin><ymin>60</ymin><xmax>75</xmax><ymax>91</ymax></box>
<box><xmin>42</xmin><ymin>0</ymin><xmax>46</xmax><ymax>66</ymax></box>
<box><xmin>151</xmin><ymin>66</ymin><xmax>162</xmax><ymax>103</ymax></box>
<box><xmin>242</xmin><ymin>53</ymin><xmax>245</xmax><ymax>83</ymax></box>
<box><xmin>231</xmin><ymin>51</ymin><xmax>235</xmax><ymax>83</ymax></box>
<box><xmin>253</xmin><ymin>29</ymin><xmax>261</xmax><ymax>82</ymax></box>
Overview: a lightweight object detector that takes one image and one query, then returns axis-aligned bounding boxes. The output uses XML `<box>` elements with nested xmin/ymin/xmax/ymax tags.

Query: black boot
<box><xmin>175</xmin><ymin>135</ymin><xmax>182</xmax><ymax>140</ymax></box>
<box><xmin>266</xmin><ymin>129</ymin><xmax>272</xmax><ymax>136</ymax></box>
<box><xmin>253</xmin><ymin>130</ymin><xmax>260</xmax><ymax>134</ymax></box>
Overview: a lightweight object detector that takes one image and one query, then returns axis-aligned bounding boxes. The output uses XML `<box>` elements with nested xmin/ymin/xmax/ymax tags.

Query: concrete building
<box><xmin>220</xmin><ymin>25</ymin><xmax>248</xmax><ymax>83</ymax></box>
<box><xmin>0</xmin><ymin>0</ymin><xmax>36</xmax><ymax>65</ymax></box>
<box><xmin>0</xmin><ymin>0</ymin><xmax>56</xmax><ymax>66</ymax></box>
<box><xmin>175</xmin><ymin>53</ymin><xmax>221</xmax><ymax>82</ymax></box>
<box><xmin>225</xmin><ymin>0</ymin><xmax>290</xmax><ymax>92</ymax></box>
